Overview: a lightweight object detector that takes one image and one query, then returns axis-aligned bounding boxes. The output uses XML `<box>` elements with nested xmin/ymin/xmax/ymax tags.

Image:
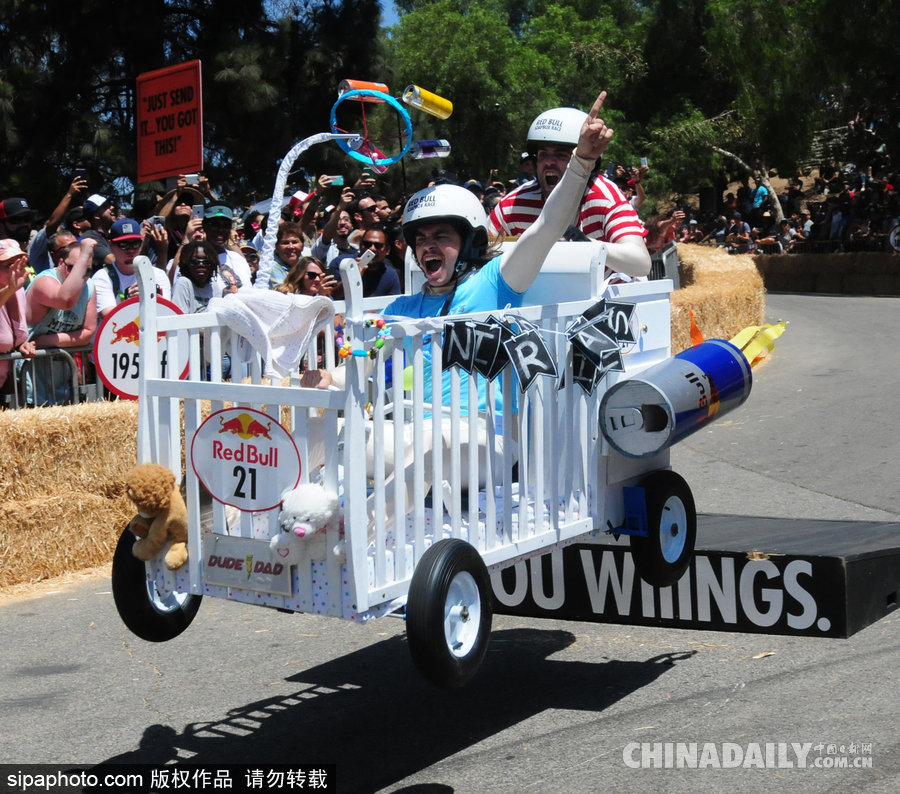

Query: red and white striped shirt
<box><xmin>489</xmin><ymin>175</ymin><xmax>646</xmax><ymax>243</ymax></box>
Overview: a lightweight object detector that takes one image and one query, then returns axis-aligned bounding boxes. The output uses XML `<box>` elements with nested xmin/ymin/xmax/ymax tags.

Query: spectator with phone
<box><xmin>310</xmin><ymin>185</ymin><xmax>358</xmax><ymax>267</ymax></box>
<box><xmin>154</xmin><ymin>179</ymin><xmax>207</xmax><ymax>262</ymax></box>
<box><xmin>91</xmin><ymin>218</ymin><xmax>170</xmax><ymax>318</ymax></box>
<box><xmin>81</xmin><ymin>193</ymin><xmax>118</xmax><ymax>271</ymax></box>
<box><xmin>26</xmin><ymin>177</ymin><xmax>88</xmax><ymax>274</ymax></box>
<box><xmin>23</xmin><ymin>237</ymin><xmax>97</xmax><ymax>405</ymax></box>
<box><xmin>355</xmin><ymin>226</ymin><xmax>401</xmax><ymax>297</ymax></box>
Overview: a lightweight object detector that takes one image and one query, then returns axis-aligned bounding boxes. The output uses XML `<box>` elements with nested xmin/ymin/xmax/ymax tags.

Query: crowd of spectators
<box><xmin>652</xmin><ymin>163</ymin><xmax>900</xmax><ymax>256</ymax></box>
<box><xmin>2</xmin><ymin>148</ymin><xmax>896</xmax><ymax>407</ymax></box>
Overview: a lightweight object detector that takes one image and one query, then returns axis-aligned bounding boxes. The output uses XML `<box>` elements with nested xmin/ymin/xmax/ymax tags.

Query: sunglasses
<box><xmin>360</xmin><ymin>239</ymin><xmax>386</xmax><ymax>250</ymax></box>
<box><xmin>188</xmin><ymin>257</ymin><xmax>213</xmax><ymax>267</ymax></box>
<box><xmin>358</xmin><ymin>206</ymin><xmax>377</xmax><ymax>214</ymax></box>
<box><xmin>114</xmin><ymin>240</ymin><xmax>142</xmax><ymax>251</ymax></box>
<box><xmin>304</xmin><ymin>271</ymin><xmax>324</xmax><ymax>280</ymax></box>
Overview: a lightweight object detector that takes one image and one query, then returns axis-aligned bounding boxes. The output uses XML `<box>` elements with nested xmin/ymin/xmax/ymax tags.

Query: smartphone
<box><xmin>73</xmin><ymin>168</ymin><xmax>88</xmax><ymax>182</ymax></box>
<box><xmin>358</xmin><ymin>248</ymin><xmax>376</xmax><ymax>270</ymax></box>
<box><xmin>150</xmin><ymin>215</ymin><xmax>167</xmax><ymax>228</ymax></box>
<box><xmin>191</xmin><ymin>204</ymin><xmax>205</xmax><ymax>220</ymax></box>
<box><xmin>331</xmin><ymin>175</ymin><xmax>344</xmax><ymax>186</ymax></box>
<box><xmin>350</xmin><ymin>188</ymin><xmax>370</xmax><ymax>200</ymax></box>
<box><xmin>640</xmin><ymin>157</ymin><xmax>649</xmax><ymax>168</ymax></box>
<box><xmin>183</xmin><ymin>173</ymin><xmax>199</xmax><ymax>185</ymax></box>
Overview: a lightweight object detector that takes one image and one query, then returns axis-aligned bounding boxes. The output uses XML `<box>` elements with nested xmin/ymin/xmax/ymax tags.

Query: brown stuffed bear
<box><xmin>125</xmin><ymin>463</ymin><xmax>189</xmax><ymax>571</ymax></box>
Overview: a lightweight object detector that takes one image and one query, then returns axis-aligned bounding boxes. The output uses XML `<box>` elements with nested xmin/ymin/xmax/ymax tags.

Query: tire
<box><xmin>407</xmin><ymin>539</ymin><xmax>492</xmax><ymax>688</ymax></box>
<box><xmin>111</xmin><ymin>526</ymin><xmax>201</xmax><ymax>642</ymax></box>
<box><xmin>630</xmin><ymin>470</ymin><xmax>697</xmax><ymax>588</ymax></box>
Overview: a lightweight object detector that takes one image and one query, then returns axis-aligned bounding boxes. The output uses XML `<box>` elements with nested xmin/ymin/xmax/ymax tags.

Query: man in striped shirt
<box><xmin>489</xmin><ymin>105</ymin><xmax>650</xmax><ymax>282</ymax></box>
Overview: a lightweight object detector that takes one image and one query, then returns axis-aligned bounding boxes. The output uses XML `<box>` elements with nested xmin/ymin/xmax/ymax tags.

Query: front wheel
<box><xmin>407</xmin><ymin>539</ymin><xmax>492</xmax><ymax>688</ymax></box>
<box><xmin>630</xmin><ymin>470</ymin><xmax>697</xmax><ymax>588</ymax></box>
<box><xmin>111</xmin><ymin>526</ymin><xmax>201</xmax><ymax>642</ymax></box>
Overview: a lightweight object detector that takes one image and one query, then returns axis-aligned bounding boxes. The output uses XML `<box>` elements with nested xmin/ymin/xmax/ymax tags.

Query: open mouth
<box><xmin>543</xmin><ymin>171</ymin><xmax>561</xmax><ymax>188</ymax></box>
<box><xmin>422</xmin><ymin>256</ymin><xmax>443</xmax><ymax>276</ymax></box>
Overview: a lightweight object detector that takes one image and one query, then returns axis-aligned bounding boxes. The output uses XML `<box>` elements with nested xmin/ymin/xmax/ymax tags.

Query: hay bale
<box><xmin>671</xmin><ymin>245</ymin><xmax>766</xmax><ymax>353</ymax></box>
<box><xmin>0</xmin><ymin>492</ymin><xmax>132</xmax><ymax>587</ymax></box>
<box><xmin>0</xmin><ymin>401</ymin><xmax>139</xmax><ymax>503</ymax></box>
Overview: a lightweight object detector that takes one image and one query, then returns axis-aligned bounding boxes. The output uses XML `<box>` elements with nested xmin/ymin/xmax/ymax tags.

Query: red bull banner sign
<box><xmin>191</xmin><ymin>407</ymin><xmax>301</xmax><ymax>511</ymax></box>
<box><xmin>93</xmin><ymin>296</ymin><xmax>190</xmax><ymax>399</ymax></box>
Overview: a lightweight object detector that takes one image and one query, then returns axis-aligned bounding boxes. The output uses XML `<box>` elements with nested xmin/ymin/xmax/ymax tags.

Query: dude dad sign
<box><xmin>136</xmin><ymin>60</ymin><xmax>203</xmax><ymax>182</ymax></box>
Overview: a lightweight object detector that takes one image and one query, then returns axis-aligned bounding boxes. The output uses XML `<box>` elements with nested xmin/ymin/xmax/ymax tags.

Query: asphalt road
<box><xmin>1</xmin><ymin>293</ymin><xmax>899</xmax><ymax>794</ymax></box>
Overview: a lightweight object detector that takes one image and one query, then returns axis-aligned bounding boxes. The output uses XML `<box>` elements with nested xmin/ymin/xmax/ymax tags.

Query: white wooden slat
<box><xmin>467</xmin><ymin>373</ymin><xmax>480</xmax><ymax>551</ymax></box>
<box><xmin>412</xmin><ymin>337</ymin><xmax>426</xmax><ymax>561</ymax></box>
<box><xmin>391</xmin><ymin>344</ymin><xmax>407</xmax><ymax>582</ymax></box>
<box><xmin>449</xmin><ymin>366</ymin><xmax>462</xmax><ymax>539</ymax></box>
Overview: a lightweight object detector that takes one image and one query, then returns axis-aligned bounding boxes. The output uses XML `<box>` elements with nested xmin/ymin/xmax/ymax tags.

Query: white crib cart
<box><xmin>111</xmin><ymin>241</ymin><xmax>695</xmax><ymax>688</ymax></box>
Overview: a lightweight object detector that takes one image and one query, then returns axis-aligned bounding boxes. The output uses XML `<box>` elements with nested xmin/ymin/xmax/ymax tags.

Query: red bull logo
<box><xmin>110</xmin><ymin>319</ymin><xmax>167</xmax><ymax>346</ymax></box>
<box><xmin>218</xmin><ymin>412</ymin><xmax>273</xmax><ymax>440</ymax></box>
<box><xmin>110</xmin><ymin>319</ymin><xmax>140</xmax><ymax>345</ymax></box>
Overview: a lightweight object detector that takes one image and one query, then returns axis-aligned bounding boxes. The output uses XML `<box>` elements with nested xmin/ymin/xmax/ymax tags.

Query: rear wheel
<box><xmin>111</xmin><ymin>526</ymin><xmax>201</xmax><ymax>642</ymax></box>
<box><xmin>630</xmin><ymin>470</ymin><xmax>696</xmax><ymax>588</ymax></box>
<box><xmin>407</xmin><ymin>539</ymin><xmax>492</xmax><ymax>688</ymax></box>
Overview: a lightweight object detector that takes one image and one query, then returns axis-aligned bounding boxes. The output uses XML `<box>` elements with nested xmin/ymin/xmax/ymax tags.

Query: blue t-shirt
<box><xmin>384</xmin><ymin>257</ymin><xmax>522</xmax><ymax>418</ymax></box>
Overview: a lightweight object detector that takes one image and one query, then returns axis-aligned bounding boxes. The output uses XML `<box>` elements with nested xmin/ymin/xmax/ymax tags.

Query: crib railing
<box><xmin>134</xmin><ymin>257</ymin><xmax>673</xmax><ymax>616</ymax></box>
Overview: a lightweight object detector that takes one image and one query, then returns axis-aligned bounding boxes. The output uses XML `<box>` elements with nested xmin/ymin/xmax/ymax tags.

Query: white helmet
<box><xmin>527</xmin><ymin>107</ymin><xmax>587</xmax><ymax>156</ymax></box>
<box><xmin>402</xmin><ymin>185</ymin><xmax>489</xmax><ymax>263</ymax></box>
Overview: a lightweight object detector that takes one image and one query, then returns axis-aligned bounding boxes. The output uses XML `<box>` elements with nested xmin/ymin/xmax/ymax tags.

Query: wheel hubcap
<box><xmin>660</xmin><ymin>496</ymin><xmax>688</xmax><ymax>562</ymax></box>
<box><xmin>444</xmin><ymin>571</ymin><xmax>481</xmax><ymax>658</ymax></box>
<box><xmin>146</xmin><ymin>576</ymin><xmax>190</xmax><ymax>615</ymax></box>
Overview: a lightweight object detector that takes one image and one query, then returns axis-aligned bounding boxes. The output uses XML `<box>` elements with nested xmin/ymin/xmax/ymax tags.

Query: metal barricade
<box><xmin>0</xmin><ymin>344</ymin><xmax>101</xmax><ymax>410</ymax></box>
<box><xmin>648</xmin><ymin>240</ymin><xmax>680</xmax><ymax>289</ymax></box>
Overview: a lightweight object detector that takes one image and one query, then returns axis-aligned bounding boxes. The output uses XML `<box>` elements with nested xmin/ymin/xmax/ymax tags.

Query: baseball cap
<box><xmin>65</xmin><ymin>207</ymin><xmax>86</xmax><ymax>226</ymax></box>
<box><xmin>0</xmin><ymin>239</ymin><xmax>26</xmax><ymax>261</ymax></box>
<box><xmin>239</xmin><ymin>243</ymin><xmax>258</xmax><ymax>254</ymax></box>
<box><xmin>204</xmin><ymin>203</ymin><xmax>234</xmax><ymax>221</ymax></box>
<box><xmin>83</xmin><ymin>193</ymin><xmax>113</xmax><ymax>216</ymax></box>
<box><xmin>733</xmin><ymin>212</ymin><xmax>742</xmax><ymax>219</ymax></box>
<box><xmin>465</xmin><ymin>179</ymin><xmax>483</xmax><ymax>190</ymax></box>
<box><xmin>0</xmin><ymin>198</ymin><xmax>34</xmax><ymax>220</ymax></box>
<box><xmin>110</xmin><ymin>218</ymin><xmax>143</xmax><ymax>242</ymax></box>
<box><xmin>689</xmin><ymin>219</ymin><xmax>698</xmax><ymax>225</ymax></box>
<box><xmin>288</xmin><ymin>190</ymin><xmax>310</xmax><ymax>208</ymax></box>
<box><xmin>520</xmin><ymin>152</ymin><xmax>532</xmax><ymax>161</ymax></box>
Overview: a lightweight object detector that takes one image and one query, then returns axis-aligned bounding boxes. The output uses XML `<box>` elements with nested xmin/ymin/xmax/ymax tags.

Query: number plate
<box><xmin>191</xmin><ymin>407</ymin><xmax>301</xmax><ymax>511</ymax></box>
<box><xmin>93</xmin><ymin>296</ymin><xmax>190</xmax><ymax>399</ymax></box>
<box><xmin>202</xmin><ymin>535</ymin><xmax>293</xmax><ymax>596</ymax></box>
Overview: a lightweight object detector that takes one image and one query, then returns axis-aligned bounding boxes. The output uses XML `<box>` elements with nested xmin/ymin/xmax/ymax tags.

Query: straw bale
<box><xmin>0</xmin><ymin>401</ymin><xmax>138</xmax><ymax>503</ymax></box>
<box><xmin>754</xmin><ymin>252</ymin><xmax>900</xmax><ymax>295</ymax></box>
<box><xmin>0</xmin><ymin>492</ymin><xmax>132</xmax><ymax>587</ymax></box>
<box><xmin>671</xmin><ymin>245</ymin><xmax>766</xmax><ymax>353</ymax></box>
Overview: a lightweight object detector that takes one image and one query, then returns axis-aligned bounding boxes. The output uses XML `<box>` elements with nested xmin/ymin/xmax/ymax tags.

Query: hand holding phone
<box><xmin>191</xmin><ymin>204</ymin><xmax>205</xmax><ymax>221</ymax></box>
<box><xmin>357</xmin><ymin>248</ymin><xmax>376</xmax><ymax>272</ymax></box>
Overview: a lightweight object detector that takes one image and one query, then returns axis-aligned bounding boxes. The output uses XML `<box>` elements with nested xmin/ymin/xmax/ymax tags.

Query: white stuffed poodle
<box><xmin>270</xmin><ymin>483</ymin><xmax>343</xmax><ymax>563</ymax></box>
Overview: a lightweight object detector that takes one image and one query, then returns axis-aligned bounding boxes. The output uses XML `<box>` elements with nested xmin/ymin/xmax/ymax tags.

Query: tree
<box><xmin>0</xmin><ymin>0</ymin><xmax>385</xmax><ymax>212</ymax></box>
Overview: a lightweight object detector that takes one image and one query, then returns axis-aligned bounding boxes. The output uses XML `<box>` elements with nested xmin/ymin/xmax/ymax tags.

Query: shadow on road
<box><xmin>98</xmin><ymin>628</ymin><xmax>693</xmax><ymax>793</ymax></box>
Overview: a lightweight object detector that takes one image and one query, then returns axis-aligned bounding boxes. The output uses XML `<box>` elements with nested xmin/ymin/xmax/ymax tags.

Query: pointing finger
<box><xmin>586</xmin><ymin>90</ymin><xmax>607</xmax><ymax>121</ymax></box>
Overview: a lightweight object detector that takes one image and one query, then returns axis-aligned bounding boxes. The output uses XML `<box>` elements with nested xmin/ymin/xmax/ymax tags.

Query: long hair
<box><xmin>275</xmin><ymin>256</ymin><xmax>324</xmax><ymax>295</ymax></box>
<box><xmin>178</xmin><ymin>240</ymin><xmax>219</xmax><ymax>280</ymax></box>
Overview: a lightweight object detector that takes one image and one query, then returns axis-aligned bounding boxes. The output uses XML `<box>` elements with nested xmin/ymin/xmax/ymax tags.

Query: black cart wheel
<box><xmin>111</xmin><ymin>526</ymin><xmax>201</xmax><ymax>642</ymax></box>
<box><xmin>407</xmin><ymin>539</ymin><xmax>493</xmax><ymax>688</ymax></box>
<box><xmin>630</xmin><ymin>470</ymin><xmax>697</xmax><ymax>588</ymax></box>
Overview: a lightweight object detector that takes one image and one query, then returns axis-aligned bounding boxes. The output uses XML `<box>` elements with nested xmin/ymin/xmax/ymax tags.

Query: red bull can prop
<box><xmin>599</xmin><ymin>339</ymin><xmax>752</xmax><ymax>459</ymax></box>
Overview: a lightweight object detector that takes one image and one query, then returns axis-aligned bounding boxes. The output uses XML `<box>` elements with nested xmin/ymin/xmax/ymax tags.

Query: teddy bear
<box><xmin>270</xmin><ymin>483</ymin><xmax>343</xmax><ymax>564</ymax></box>
<box><xmin>125</xmin><ymin>463</ymin><xmax>189</xmax><ymax>571</ymax></box>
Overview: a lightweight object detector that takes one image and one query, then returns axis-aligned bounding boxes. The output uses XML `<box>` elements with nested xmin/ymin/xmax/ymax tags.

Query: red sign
<box><xmin>136</xmin><ymin>60</ymin><xmax>203</xmax><ymax>183</ymax></box>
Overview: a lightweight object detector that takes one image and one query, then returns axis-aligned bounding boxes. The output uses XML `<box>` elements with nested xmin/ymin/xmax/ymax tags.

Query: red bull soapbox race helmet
<box><xmin>402</xmin><ymin>184</ymin><xmax>489</xmax><ymax>268</ymax></box>
<box><xmin>526</xmin><ymin>107</ymin><xmax>589</xmax><ymax>157</ymax></box>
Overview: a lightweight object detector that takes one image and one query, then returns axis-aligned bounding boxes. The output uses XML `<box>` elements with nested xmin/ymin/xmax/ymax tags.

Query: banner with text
<box><xmin>136</xmin><ymin>60</ymin><xmax>203</xmax><ymax>183</ymax></box>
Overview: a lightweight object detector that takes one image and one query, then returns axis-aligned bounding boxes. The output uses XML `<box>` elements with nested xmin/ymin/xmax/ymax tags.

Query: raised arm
<box><xmin>500</xmin><ymin>91</ymin><xmax>612</xmax><ymax>293</ymax></box>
